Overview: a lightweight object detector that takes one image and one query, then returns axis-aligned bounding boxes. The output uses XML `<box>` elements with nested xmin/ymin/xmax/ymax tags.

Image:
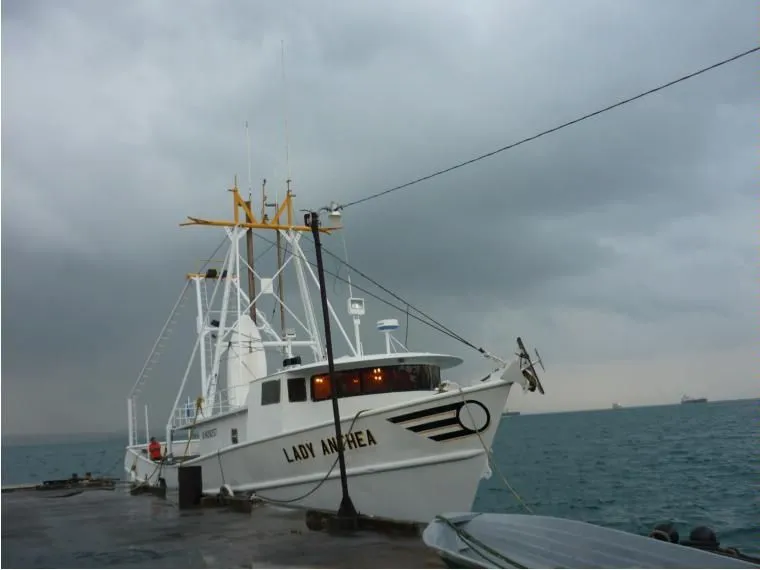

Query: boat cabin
<box><xmin>181</xmin><ymin>352</ymin><xmax>464</xmax><ymax>455</ymax></box>
<box><xmin>283</xmin><ymin>359</ymin><xmax>444</xmax><ymax>403</ymax></box>
<box><xmin>246</xmin><ymin>352</ymin><xmax>463</xmax><ymax>441</ymax></box>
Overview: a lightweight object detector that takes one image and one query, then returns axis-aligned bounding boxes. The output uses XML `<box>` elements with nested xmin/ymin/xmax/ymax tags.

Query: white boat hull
<box><xmin>125</xmin><ymin>380</ymin><xmax>511</xmax><ymax>522</ymax></box>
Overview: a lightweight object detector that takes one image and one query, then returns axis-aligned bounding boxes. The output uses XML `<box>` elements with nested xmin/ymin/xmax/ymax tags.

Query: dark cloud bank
<box><xmin>2</xmin><ymin>0</ymin><xmax>758</xmax><ymax>437</ymax></box>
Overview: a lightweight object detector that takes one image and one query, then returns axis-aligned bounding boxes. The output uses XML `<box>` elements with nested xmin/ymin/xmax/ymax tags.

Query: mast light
<box><xmin>348</xmin><ymin>297</ymin><xmax>365</xmax><ymax>316</ymax></box>
<box><xmin>327</xmin><ymin>201</ymin><xmax>343</xmax><ymax>222</ymax></box>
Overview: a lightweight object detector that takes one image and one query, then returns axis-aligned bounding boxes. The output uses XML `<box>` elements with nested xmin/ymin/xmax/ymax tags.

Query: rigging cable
<box><xmin>338</xmin><ymin>46</ymin><xmax>760</xmax><ymax>210</ymax></box>
<box><xmin>434</xmin><ymin>514</ymin><xmax>528</xmax><ymax>569</ymax></box>
<box><xmin>319</xmin><ymin>240</ymin><xmax>476</xmax><ymax>346</ymax></box>
<box><xmin>453</xmin><ymin>381</ymin><xmax>533</xmax><ymax>514</ymax></box>
<box><xmin>251</xmin><ymin>231</ymin><xmax>483</xmax><ymax>355</ymax></box>
<box><xmin>121</xmin><ymin>45</ymin><xmax>759</xmax><ymax>525</ymax></box>
<box><xmin>312</xmin><ymin>235</ymin><xmax>488</xmax><ymax>354</ymax></box>
<box><xmin>196</xmin><ymin>235</ymin><xmax>230</xmax><ymax>275</ymax></box>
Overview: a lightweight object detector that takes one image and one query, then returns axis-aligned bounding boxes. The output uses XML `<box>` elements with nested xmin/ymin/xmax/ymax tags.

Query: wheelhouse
<box><xmin>310</xmin><ymin>363</ymin><xmax>441</xmax><ymax>401</ymax></box>
<box><xmin>255</xmin><ymin>354</ymin><xmax>461</xmax><ymax>407</ymax></box>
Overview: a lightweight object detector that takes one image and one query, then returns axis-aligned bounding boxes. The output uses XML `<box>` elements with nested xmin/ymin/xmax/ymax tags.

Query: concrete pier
<box><xmin>2</xmin><ymin>487</ymin><xmax>445</xmax><ymax>568</ymax></box>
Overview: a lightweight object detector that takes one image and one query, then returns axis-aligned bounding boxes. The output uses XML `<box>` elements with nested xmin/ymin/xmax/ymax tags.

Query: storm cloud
<box><xmin>2</xmin><ymin>0</ymin><xmax>758</xmax><ymax>437</ymax></box>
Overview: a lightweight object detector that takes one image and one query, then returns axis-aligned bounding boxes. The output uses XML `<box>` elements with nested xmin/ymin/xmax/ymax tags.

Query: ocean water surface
<box><xmin>3</xmin><ymin>398</ymin><xmax>758</xmax><ymax>555</ymax></box>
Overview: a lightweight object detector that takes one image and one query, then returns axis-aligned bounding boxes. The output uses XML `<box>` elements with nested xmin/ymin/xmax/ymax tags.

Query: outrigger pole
<box><xmin>307</xmin><ymin>209</ymin><xmax>358</xmax><ymax>527</ymax></box>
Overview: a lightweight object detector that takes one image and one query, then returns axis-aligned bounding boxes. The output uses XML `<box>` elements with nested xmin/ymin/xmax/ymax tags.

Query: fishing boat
<box><xmin>612</xmin><ymin>402</ymin><xmax>622</xmax><ymax>410</ymax></box>
<box><xmin>422</xmin><ymin>512</ymin><xmax>760</xmax><ymax>568</ymax></box>
<box><xmin>681</xmin><ymin>394</ymin><xmax>708</xmax><ymax>404</ymax></box>
<box><xmin>123</xmin><ymin>179</ymin><xmax>546</xmax><ymax>523</ymax></box>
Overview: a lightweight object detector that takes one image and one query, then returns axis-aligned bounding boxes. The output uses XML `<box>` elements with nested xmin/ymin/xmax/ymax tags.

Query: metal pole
<box><xmin>307</xmin><ymin>210</ymin><xmax>357</xmax><ymax>525</ymax></box>
<box><xmin>144</xmin><ymin>404</ymin><xmax>150</xmax><ymax>444</ymax></box>
<box><xmin>276</xmin><ymin>227</ymin><xmax>285</xmax><ymax>335</ymax></box>
<box><xmin>245</xmin><ymin>199</ymin><xmax>256</xmax><ymax>324</ymax></box>
<box><xmin>276</xmin><ymin>183</ymin><xmax>290</xmax><ymax>343</ymax></box>
<box><xmin>127</xmin><ymin>398</ymin><xmax>134</xmax><ymax>447</ymax></box>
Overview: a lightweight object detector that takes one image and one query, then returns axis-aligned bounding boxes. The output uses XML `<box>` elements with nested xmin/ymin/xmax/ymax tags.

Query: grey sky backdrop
<box><xmin>2</xmin><ymin>0</ymin><xmax>758</xmax><ymax>438</ymax></box>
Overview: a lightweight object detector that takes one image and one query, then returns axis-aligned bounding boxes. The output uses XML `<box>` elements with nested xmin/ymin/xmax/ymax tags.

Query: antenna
<box><xmin>274</xmin><ymin>39</ymin><xmax>291</xmax><ymax>348</ymax></box>
<box><xmin>245</xmin><ymin>120</ymin><xmax>252</xmax><ymax>196</ymax></box>
<box><xmin>281</xmin><ymin>39</ymin><xmax>291</xmax><ymax>183</ymax></box>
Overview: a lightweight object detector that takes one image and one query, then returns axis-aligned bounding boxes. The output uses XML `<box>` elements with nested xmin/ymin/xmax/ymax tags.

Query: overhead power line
<box><xmin>339</xmin><ymin>46</ymin><xmax>760</xmax><ymax>210</ymax></box>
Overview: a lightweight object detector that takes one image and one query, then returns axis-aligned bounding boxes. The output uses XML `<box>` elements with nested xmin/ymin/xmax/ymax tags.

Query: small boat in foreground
<box><xmin>422</xmin><ymin>512</ymin><xmax>760</xmax><ymax>569</ymax></box>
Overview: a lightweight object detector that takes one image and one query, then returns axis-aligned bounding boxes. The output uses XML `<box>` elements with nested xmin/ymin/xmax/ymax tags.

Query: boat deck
<box><xmin>2</xmin><ymin>486</ymin><xmax>445</xmax><ymax>568</ymax></box>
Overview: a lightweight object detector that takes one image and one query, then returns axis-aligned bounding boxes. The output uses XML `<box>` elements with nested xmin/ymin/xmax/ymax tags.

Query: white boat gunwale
<box><xmin>214</xmin><ymin>448</ymin><xmax>486</xmax><ymax>494</ymax></box>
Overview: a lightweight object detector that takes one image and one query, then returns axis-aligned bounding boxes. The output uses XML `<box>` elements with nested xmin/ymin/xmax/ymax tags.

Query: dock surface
<box><xmin>2</xmin><ymin>487</ymin><xmax>445</xmax><ymax>568</ymax></box>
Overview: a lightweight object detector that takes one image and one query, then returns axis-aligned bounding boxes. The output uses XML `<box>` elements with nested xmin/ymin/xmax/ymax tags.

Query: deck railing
<box><xmin>170</xmin><ymin>385</ymin><xmax>247</xmax><ymax>430</ymax></box>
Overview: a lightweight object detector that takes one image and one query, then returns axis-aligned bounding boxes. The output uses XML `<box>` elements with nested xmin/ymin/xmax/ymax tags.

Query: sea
<box><xmin>3</xmin><ymin>398</ymin><xmax>759</xmax><ymax>557</ymax></box>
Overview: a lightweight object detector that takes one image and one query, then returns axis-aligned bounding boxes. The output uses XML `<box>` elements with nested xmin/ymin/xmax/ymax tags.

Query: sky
<box><xmin>2</xmin><ymin>0</ymin><xmax>758</xmax><ymax>438</ymax></box>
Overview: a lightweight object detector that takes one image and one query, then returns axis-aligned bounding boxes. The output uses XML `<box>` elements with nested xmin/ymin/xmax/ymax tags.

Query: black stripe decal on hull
<box><xmin>429</xmin><ymin>429</ymin><xmax>473</xmax><ymax>442</ymax></box>
<box><xmin>387</xmin><ymin>402</ymin><xmax>461</xmax><ymax>424</ymax></box>
<box><xmin>387</xmin><ymin>399</ymin><xmax>493</xmax><ymax>443</ymax></box>
<box><xmin>407</xmin><ymin>417</ymin><xmax>460</xmax><ymax>433</ymax></box>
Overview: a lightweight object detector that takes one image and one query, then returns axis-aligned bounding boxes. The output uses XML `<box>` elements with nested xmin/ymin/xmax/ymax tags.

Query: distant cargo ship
<box><xmin>612</xmin><ymin>402</ymin><xmax>622</xmax><ymax>409</ymax></box>
<box><xmin>502</xmin><ymin>405</ymin><xmax>521</xmax><ymax>416</ymax></box>
<box><xmin>681</xmin><ymin>394</ymin><xmax>708</xmax><ymax>404</ymax></box>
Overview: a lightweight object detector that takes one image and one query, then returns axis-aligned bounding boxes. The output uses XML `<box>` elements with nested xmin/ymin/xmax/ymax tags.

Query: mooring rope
<box><xmin>434</xmin><ymin>514</ymin><xmax>527</xmax><ymax>569</ymax></box>
<box><xmin>179</xmin><ymin>396</ymin><xmax>206</xmax><ymax>463</ymax></box>
<box><xmin>248</xmin><ymin>408</ymin><xmax>367</xmax><ymax>504</ymax></box>
<box><xmin>449</xmin><ymin>381</ymin><xmax>533</xmax><ymax>515</ymax></box>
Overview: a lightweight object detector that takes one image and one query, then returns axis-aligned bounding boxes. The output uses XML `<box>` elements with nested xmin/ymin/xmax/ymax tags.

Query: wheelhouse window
<box><xmin>261</xmin><ymin>379</ymin><xmax>281</xmax><ymax>405</ymax></box>
<box><xmin>311</xmin><ymin>375</ymin><xmax>332</xmax><ymax>401</ymax></box>
<box><xmin>287</xmin><ymin>377</ymin><xmax>307</xmax><ymax>402</ymax></box>
<box><xmin>310</xmin><ymin>364</ymin><xmax>441</xmax><ymax>402</ymax></box>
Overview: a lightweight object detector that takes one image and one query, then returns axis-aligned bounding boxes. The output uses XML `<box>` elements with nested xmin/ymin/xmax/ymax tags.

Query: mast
<box><xmin>169</xmin><ymin>180</ymin><xmax>345</xmax><ymax>444</ymax></box>
<box><xmin>245</xmin><ymin>197</ymin><xmax>256</xmax><ymax>323</ymax></box>
<box><xmin>275</xmin><ymin>182</ymin><xmax>289</xmax><ymax>340</ymax></box>
<box><xmin>178</xmin><ymin>183</ymin><xmax>340</xmax><ymax>334</ymax></box>
<box><xmin>277</xmin><ymin>40</ymin><xmax>291</xmax><ymax>346</ymax></box>
<box><xmin>245</xmin><ymin>122</ymin><xmax>256</xmax><ymax>323</ymax></box>
<box><xmin>260</xmin><ymin>179</ymin><xmax>267</xmax><ymax>225</ymax></box>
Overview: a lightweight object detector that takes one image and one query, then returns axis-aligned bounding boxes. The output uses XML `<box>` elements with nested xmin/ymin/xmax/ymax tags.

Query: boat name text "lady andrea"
<box><xmin>282</xmin><ymin>429</ymin><xmax>378</xmax><ymax>463</ymax></box>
